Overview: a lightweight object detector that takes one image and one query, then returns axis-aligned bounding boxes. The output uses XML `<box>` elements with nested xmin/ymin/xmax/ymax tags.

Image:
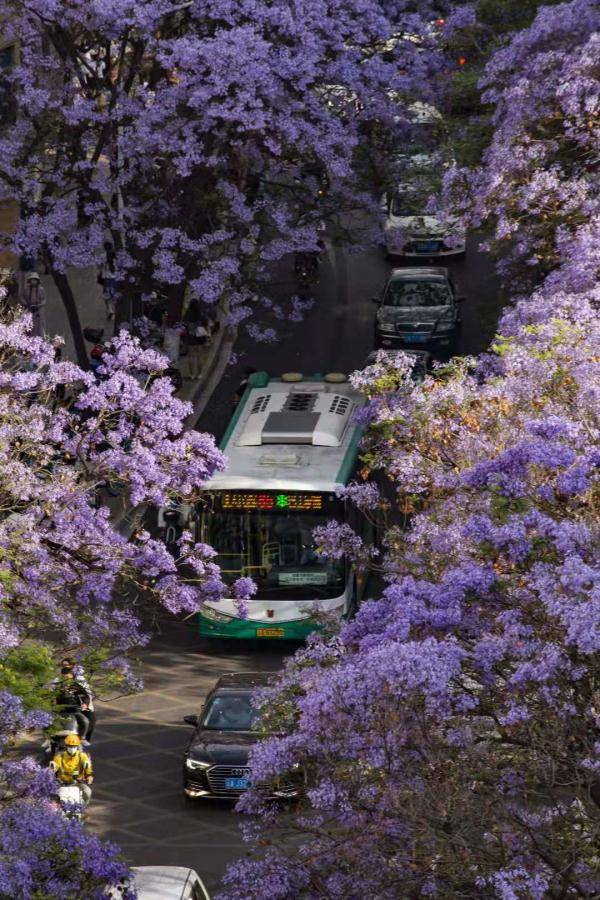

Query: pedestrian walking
<box><xmin>52</xmin><ymin>347</ymin><xmax>67</xmax><ymax>406</ymax></box>
<box><xmin>22</xmin><ymin>272</ymin><xmax>46</xmax><ymax>337</ymax></box>
<box><xmin>184</xmin><ymin>298</ymin><xmax>209</xmax><ymax>379</ymax></box>
<box><xmin>99</xmin><ymin>242</ymin><xmax>118</xmax><ymax>320</ymax></box>
<box><xmin>163</xmin><ymin>314</ymin><xmax>183</xmax><ymax>366</ymax></box>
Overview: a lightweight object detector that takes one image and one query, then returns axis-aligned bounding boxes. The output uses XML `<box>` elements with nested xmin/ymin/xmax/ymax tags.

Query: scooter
<box><xmin>56</xmin><ymin>780</ymin><xmax>89</xmax><ymax>821</ymax></box>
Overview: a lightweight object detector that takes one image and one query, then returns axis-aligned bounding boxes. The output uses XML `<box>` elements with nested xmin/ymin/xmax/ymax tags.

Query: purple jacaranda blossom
<box><xmin>312</xmin><ymin>521</ymin><xmax>375</xmax><ymax>571</ymax></box>
<box><xmin>231</xmin><ymin>577</ymin><xmax>257</xmax><ymax>619</ymax></box>
<box><xmin>0</xmin><ymin>0</ymin><xmax>440</xmax><ymax>361</ymax></box>
<box><xmin>0</xmin><ymin>315</ymin><xmax>231</xmax><ymax>894</ymax></box>
<box><xmin>222</xmin><ymin>4</ymin><xmax>600</xmax><ymax>895</ymax></box>
<box><xmin>335</xmin><ymin>481</ymin><xmax>382</xmax><ymax>511</ymax></box>
<box><xmin>0</xmin><ymin>801</ymin><xmax>134</xmax><ymax>900</ymax></box>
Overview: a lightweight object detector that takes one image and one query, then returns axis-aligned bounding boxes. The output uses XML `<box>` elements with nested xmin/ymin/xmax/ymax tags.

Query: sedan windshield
<box><xmin>201</xmin><ymin>693</ymin><xmax>256</xmax><ymax>731</ymax></box>
<box><xmin>384</xmin><ymin>279</ymin><xmax>452</xmax><ymax>308</ymax></box>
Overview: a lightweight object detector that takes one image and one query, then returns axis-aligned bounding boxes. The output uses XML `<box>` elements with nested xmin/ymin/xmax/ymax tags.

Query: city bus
<box><xmin>196</xmin><ymin>371</ymin><xmax>367</xmax><ymax>640</ymax></box>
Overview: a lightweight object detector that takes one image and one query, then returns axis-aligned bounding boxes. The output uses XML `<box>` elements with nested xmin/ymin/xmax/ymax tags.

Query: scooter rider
<box><xmin>54</xmin><ymin>671</ymin><xmax>91</xmax><ymax>743</ymax></box>
<box><xmin>50</xmin><ymin>733</ymin><xmax>94</xmax><ymax>805</ymax></box>
<box><xmin>59</xmin><ymin>658</ymin><xmax>96</xmax><ymax>743</ymax></box>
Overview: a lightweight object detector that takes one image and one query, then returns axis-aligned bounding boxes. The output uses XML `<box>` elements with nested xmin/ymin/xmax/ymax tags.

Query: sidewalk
<box><xmin>43</xmin><ymin>265</ymin><xmax>107</xmax><ymax>360</ymax></box>
<box><xmin>40</xmin><ymin>265</ymin><xmax>233</xmax><ymax>407</ymax></box>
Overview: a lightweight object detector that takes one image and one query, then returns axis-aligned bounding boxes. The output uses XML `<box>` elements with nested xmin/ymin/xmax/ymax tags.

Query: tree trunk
<box><xmin>51</xmin><ymin>269</ymin><xmax>89</xmax><ymax>369</ymax></box>
<box><xmin>167</xmin><ymin>281</ymin><xmax>186</xmax><ymax>323</ymax></box>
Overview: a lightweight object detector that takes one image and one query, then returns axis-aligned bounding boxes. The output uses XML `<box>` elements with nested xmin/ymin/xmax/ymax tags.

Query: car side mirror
<box><xmin>183</xmin><ymin>715</ymin><xmax>199</xmax><ymax>727</ymax></box>
<box><xmin>371</xmin><ymin>296</ymin><xmax>380</xmax><ymax>304</ymax></box>
<box><xmin>456</xmin><ymin>295</ymin><xmax>466</xmax><ymax>303</ymax></box>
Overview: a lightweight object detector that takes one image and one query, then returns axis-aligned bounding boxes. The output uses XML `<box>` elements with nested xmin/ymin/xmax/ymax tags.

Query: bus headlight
<box><xmin>201</xmin><ymin>606</ymin><xmax>233</xmax><ymax>624</ymax></box>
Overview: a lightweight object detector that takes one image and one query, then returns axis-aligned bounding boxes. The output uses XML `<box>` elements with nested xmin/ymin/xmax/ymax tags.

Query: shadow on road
<box><xmin>89</xmin><ymin>616</ymin><xmax>294</xmax><ymax>892</ymax></box>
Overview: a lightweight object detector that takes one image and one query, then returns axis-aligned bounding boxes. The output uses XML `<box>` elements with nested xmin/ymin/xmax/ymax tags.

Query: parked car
<box><xmin>108</xmin><ymin>866</ymin><xmax>210</xmax><ymax>900</ymax></box>
<box><xmin>183</xmin><ymin>672</ymin><xmax>298</xmax><ymax>801</ymax></box>
<box><xmin>372</xmin><ymin>267</ymin><xmax>464</xmax><ymax>351</ymax></box>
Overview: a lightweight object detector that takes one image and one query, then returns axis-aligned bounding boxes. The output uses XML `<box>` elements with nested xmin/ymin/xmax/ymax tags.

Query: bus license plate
<box><xmin>256</xmin><ymin>628</ymin><xmax>285</xmax><ymax>638</ymax></box>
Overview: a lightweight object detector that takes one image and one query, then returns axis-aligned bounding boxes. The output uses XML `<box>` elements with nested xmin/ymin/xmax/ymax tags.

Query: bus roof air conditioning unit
<box><xmin>312</xmin><ymin>394</ymin><xmax>356</xmax><ymax>446</ymax></box>
<box><xmin>261</xmin><ymin>412</ymin><xmax>319</xmax><ymax>444</ymax></box>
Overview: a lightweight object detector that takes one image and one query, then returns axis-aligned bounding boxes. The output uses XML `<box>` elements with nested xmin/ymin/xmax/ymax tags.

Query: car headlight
<box><xmin>186</xmin><ymin>758</ymin><xmax>211</xmax><ymax>770</ymax></box>
<box><xmin>378</xmin><ymin>321</ymin><xmax>396</xmax><ymax>333</ymax></box>
<box><xmin>436</xmin><ymin>320</ymin><xmax>455</xmax><ymax>332</ymax></box>
<box><xmin>201</xmin><ymin>605</ymin><xmax>233</xmax><ymax>623</ymax></box>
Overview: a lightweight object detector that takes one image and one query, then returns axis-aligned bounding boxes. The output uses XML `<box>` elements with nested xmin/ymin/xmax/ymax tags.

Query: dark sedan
<box><xmin>183</xmin><ymin>672</ymin><xmax>297</xmax><ymax>801</ymax></box>
<box><xmin>373</xmin><ymin>266</ymin><xmax>464</xmax><ymax>352</ymax></box>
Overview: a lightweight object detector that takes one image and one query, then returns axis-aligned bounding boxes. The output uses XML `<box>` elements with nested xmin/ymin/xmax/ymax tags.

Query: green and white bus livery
<box><xmin>197</xmin><ymin>372</ymin><xmax>365</xmax><ymax>641</ymax></box>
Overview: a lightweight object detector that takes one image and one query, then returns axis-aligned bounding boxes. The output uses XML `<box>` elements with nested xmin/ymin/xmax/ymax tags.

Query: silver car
<box><xmin>108</xmin><ymin>866</ymin><xmax>210</xmax><ymax>900</ymax></box>
<box><xmin>372</xmin><ymin>267</ymin><xmax>464</xmax><ymax>351</ymax></box>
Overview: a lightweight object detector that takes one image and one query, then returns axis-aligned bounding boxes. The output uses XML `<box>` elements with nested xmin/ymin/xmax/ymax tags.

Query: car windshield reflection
<box><xmin>201</xmin><ymin>694</ymin><xmax>256</xmax><ymax>731</ymax></box>
<box><xmin>385</xmin><ymin>280</ymin><xmax>451</xmax><ymax>308</ymax></box>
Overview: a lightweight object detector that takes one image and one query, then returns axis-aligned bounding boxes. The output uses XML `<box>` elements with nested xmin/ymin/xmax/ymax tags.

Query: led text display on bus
<box><xmin>221</xmin><ymin>492</ymin><xmax>323</xmax><ymax>511</ymax></box>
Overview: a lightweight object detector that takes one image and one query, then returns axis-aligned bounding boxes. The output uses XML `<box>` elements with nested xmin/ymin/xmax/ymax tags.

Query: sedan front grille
<box><xmin>395</xmin><ymin>323</ymin><xmax>432</xmax><ymax>334</ymax></box>
<box><xmin>207</xmin><ymin>765</ymin><xmax>251</xmax><ymax>794</ymax></box>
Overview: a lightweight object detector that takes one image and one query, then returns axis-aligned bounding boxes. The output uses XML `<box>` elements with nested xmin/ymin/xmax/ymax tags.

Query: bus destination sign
<box><xmin>221</xmin><ymin>492</ymin><xmax>323</xmax><ymax>511</ymax></box>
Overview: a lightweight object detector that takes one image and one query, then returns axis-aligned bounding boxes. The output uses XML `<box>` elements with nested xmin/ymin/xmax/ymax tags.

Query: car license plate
<box><xmin>415</xmin><ymin>241</ymin><xmax>440</xmax><ymax>253</ymax></box>
<box><xmin>403</xmin><ymin>334</ymin><xmax>427</xmax><ymax>343</ymax></box>
<box><xmin>256</xmin><ymin>628</ymin><xmax>285</xmax><ymax>638</ymax></box>
<box><xmin>225</xmin><ymin>777</ymin><xmax>250</xmax><ymax>790</ymax></box>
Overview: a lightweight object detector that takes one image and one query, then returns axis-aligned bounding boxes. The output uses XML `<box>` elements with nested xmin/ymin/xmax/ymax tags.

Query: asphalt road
<box><xmin>196</xmin><ymin>233</ymin><xmax>503</xmax><ymax>442</ymax></box>
<box><xmin>90</xmin><ymin>235</ymin><xmax>503</xmax><ymax>894</ymax></box>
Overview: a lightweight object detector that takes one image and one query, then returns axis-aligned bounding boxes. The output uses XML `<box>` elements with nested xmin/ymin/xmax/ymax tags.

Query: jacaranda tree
<box><xmin>221</xmin><ymin>3</ymin><xmax>600</xmax><ymax>897</ymax></box>
<box><xmin>0</xmin><ymin>0</ymin><xmax>439</xmax><ymax>364</ymax></box>
<box><xmin>0</xmin><ymin>313</ymin><xmax>243</xmax><ymax>897</ymax></box>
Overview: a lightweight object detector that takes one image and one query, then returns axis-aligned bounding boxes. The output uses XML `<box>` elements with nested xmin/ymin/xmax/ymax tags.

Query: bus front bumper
<box><xmin>198</xmin><ymin>612</ymin><xmax>322</xmax><ymax>641</ymax></box>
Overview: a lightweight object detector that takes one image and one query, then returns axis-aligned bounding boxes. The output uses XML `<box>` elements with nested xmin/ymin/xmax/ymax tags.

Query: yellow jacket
<box><xmin>51</xmin><ymin>750</ymin><xmax>93</xmax><ymax>784</ymax></box>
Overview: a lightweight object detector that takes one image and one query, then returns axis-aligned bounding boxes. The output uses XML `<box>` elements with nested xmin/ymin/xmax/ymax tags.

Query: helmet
<box><xmin>65</xmin><ymin>734</ymin><xmax>81</xmax><ymax>748</ymax></box>
<box><xmin>26</xmin><ymin>271</ymin><xmax>41</xmax><ymax>282</ymax></box>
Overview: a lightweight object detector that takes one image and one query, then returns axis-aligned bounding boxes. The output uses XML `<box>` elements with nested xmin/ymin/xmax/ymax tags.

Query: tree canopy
<box><xmin>222</xmin><ymin>3</ymin><xmax>600</xmax><ymax>896</ymax></box>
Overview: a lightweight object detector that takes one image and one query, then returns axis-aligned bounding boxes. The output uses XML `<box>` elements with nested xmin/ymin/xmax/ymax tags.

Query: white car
<box><xmin>382</xmin><ymin>151</ymin><xmax>466</xmax><ymax>259</ymax></box>
<box><xmin>395</xmin><ymin>101</ymin><xmax>446</xmax><ymax>151</ymax></box>
<box><xmin>383</xmin><ymin>185</ymin><xmax>466</xmax><ymax>259</ymax></box>
<box><xmin>108</xmin><ymin>866</ymin><xmax>210</xmax><ymax>900</ymax></box>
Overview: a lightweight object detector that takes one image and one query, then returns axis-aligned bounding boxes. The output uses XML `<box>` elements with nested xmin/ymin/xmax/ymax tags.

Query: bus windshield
<box><xmin>202</xmin><ymin>507</ymin><xmax>345</xmax><ymax>600</ymax></box>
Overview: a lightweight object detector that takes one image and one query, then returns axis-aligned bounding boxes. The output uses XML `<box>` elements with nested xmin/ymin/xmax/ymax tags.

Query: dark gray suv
<box><xmin>373</xmin><ymin>267</ymin><xmax>464</xmax><ymax>351</ymax></box>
